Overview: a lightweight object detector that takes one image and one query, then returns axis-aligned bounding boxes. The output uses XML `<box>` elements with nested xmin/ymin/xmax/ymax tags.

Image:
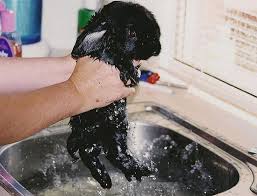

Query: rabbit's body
<box><xmin>68</xmin><ymin>1</ymin><xmax>161</xmax><ymax>188</ymax></box>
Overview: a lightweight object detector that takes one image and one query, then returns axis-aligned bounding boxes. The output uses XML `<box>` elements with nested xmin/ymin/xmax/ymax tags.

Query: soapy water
<box><xmin>128</xmin><ymin>133</ymin><xmax>214</xmax><ymax>194</ymax></box>
<box><xmin>37</xmin><ymin>173</ymin><xmax>193</xmax><ymax>196</ymax></box>
<box><xmin>22</xmin><ymin>133</ymin><xmax>216</xmax><ymax>196</ymax></box>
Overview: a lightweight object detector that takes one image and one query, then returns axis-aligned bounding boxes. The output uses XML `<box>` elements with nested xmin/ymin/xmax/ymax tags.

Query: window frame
<box><xmin>165</xmin><ymin>58</ymin><xmax>257</xmax><ymax>117</ymax></box>
<box><xmin>165</xmin><ymin>0</ymin><xmax>257</xmax><ymax>116</ymax></box>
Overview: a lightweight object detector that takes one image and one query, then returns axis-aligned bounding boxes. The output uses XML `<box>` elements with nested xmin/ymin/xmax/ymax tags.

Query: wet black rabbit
<box><xmin>68</xmin><ymin>1</ymin><xmax>161</xmax><ymax>189</ymax></box>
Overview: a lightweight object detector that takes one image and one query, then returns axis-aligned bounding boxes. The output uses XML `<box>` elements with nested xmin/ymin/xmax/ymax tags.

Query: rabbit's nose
<box><xmin>152</xmin><ymin>48</ymin><xmax>160</xmax><ymax>56</ymax></box>
<box><xmin>153</xmin><ymin>51</ymin><xmax>158</xmax><ymax>55</ymax></box>
<box><xmin>153</xmin><ymin>42</ymin><xmax>161</xmax><ymax>56</ymax></box>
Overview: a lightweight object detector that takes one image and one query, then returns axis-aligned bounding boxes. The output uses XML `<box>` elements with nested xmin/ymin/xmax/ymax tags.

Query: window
<box><xmin>174</xmin><ymin>0</ymin><xmax>257</xmax><ymax>97</ymax></box>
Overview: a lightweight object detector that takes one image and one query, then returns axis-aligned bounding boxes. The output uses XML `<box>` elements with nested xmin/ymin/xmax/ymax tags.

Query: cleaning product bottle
<box><xmin>0</xmin><ymin>0</ymin><xmax>6</xmax><ymax>32</ymax></box>
<box><xmin>0</xmin><ymin>9</ymin><xmax>22</xmax><ymax>57</ymax></box>
<box><xmin>0</xmin><ymin>0</ymin><xmax>5</xmax><ymax>12</ymax></box>
<box><xmin>78</xmin><ymin>0</ymin><xmax>101</xmax><ymax>33</ymax></box>
<box><xmin>5</xmin><ymin>0</ymin><xmax>42</xmax><ymax>45</ymax></box>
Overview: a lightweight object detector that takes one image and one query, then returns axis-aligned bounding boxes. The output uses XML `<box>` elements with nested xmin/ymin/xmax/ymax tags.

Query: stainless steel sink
<box><xmin>0</xmin><ymin>103</ymin><xmax>255</xmax><ymax>196</ymax></box>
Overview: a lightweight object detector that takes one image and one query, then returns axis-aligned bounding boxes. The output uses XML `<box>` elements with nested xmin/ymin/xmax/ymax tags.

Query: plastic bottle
<box><xmin>4</xmin><ymin>0</ymin><xmax>42</xmax><ymax>45</ymax></box>
<box><xmin>78</xmin><ymin>0</ymin><xmax>101</xmax><ymax>33</ymax></box>
<box><xmin>0</xmin><ymin>0</ymin><xmax>5</xmax><ymax>12</ymax></box>
<box><xmin>0</xmin><ymin>0</ymin><xmax>6</xmax><ymax>32</ymax></box>
<box><xmin>0</xmin><ymin>10</ymin><xmax>22</xmax><ymax>57</ymax></box>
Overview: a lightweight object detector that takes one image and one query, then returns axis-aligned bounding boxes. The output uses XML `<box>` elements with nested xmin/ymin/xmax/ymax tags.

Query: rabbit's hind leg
<box><xmin>67</xmin><ymin>131</ymin><xmax>82</xmax><ymax>161</ymax></box>
<box><xmin>79</xmin><ymin>143</ymin><xmax>112</xmax><ymax>189</ymax></box>
<box><xmin>103</xmin><ymin>124</ymin><xmax>151</xmax><ymax>182</ymax></box>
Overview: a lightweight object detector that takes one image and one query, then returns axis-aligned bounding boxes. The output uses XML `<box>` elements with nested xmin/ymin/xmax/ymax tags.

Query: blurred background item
<box><xmin>78</xmin><ymin>0</ymin><xmax>102</xmax><ymax>34</ymax></box>
<box><xmin>5</xmin><ymin>0</ymin><xmax>42</xmax><ymax>44</ymax></box>
<box><xmin>0</xmin><ymin>1</ymin><xmax>22</xmax><ymax>57</ymax></box>
<box><xmin>4</xmin><ymin>0</ymin><xmax>49</xmax><ymax>57</ymax></box>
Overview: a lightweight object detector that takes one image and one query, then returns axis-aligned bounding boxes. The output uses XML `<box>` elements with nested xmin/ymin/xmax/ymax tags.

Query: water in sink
<box><xmin>0</xmin><ymin>109</ymin><xmax>240</xmax><ymax>195</ymax></box>
<box><xmin>22</xmin><ymin>132</ymin><xmax>215</xmax><ymax>196</ymax></box>
<box><xmin>37</xmin><ymin>173</ymin><xmax>192</xmax><ymax>196</ymax></box>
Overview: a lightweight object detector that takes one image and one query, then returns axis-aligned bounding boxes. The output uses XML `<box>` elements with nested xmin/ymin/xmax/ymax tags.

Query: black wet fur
<box><xmin>68</xmin><ymin>1</ymin><xmax>161</xmax><ymax>189</ymax></box>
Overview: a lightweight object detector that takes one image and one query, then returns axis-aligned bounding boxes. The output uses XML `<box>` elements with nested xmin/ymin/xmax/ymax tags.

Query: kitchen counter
<box><xmin>131</xmin><ymin>84</ymin><xmax>257</xmax><ymax>156</ymax></box>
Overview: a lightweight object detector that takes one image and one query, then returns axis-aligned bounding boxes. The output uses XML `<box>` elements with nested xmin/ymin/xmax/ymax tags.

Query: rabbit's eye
<box><xmin>128</xmin><ymin>30</ymin><xmax>136</xmax><ymax>38</ymax></box>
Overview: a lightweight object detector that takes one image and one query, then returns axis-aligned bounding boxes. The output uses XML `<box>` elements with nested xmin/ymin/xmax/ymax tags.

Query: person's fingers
<box><xmin>114</xmin><ymin>67</ymin><xmax>120</xmax><ymax>75</ymax></box>
<box><xmin>110</xmin><ymin>66</ymin><xmax>120</xmax><ymax>78</ymax></box>
<box><xmin>105</xmin><ymin>87</ymin><xmax>135</xmax><ymax>103</ymax></box>
<box><xmin>122</xmin><ymin>87</ymin><xmax>135</xmax><ymax>97</ymax></box>
<box><xmin>126</xmin><ymin>79</ymin><xmax>132</xmax><ymax>86</ymax></box>
<box><xmin>110</xmin><ymin>65</ymin><xmax>116</xmax><ymax>72</ymax></box>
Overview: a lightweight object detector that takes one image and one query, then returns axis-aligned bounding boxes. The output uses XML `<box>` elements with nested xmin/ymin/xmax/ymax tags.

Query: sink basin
<box><xmin>0</xmin><ymin>103</ymin><xmax>255</xmax><ymax>195</ymax></box>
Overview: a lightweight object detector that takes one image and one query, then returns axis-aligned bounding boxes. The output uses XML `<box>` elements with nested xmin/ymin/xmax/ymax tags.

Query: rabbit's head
<box><xmin>72</xmin><ymin>1</ymin><xmax>161</xmax><ymax>85</ymax></box>
<box><xmin>101</xmin><ymin>1</ymin><xmax>161</xmax><ymax>60</ymax></box>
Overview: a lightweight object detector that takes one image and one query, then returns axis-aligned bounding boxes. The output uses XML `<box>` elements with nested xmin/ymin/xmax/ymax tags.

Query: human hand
<box><xmin>68</xmin><ymin>56</ymin><xmax>135</xmax><ymax>114</ymax></box>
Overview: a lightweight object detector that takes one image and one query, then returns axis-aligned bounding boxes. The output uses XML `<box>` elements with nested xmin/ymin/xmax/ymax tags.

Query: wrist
<box><xmin>64</xmin><ymin>55</ymin><xmax>76</xmax><ymax>66</ymax></box>
<box><xmin>64</xmin><ymin>79</ymin><xmax>90</xmax><ymax>115</ymax></box>
<box><xmin>61</xmin><ymin>55</ymin><xmax>77</xmax><ymax>80</ymax></box>
<box><xmin>62</xmin><ymin>79</ymin><xmax>83</xmax><ymax>116</ymax></box>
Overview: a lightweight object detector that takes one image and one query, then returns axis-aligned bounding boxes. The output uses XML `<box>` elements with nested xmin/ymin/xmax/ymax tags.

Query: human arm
<box><xmin>0</xmin><ymin>56</ymin><xmax>75</xmax><ymax>94</ymax></box>
<box><xmin>0</xmin><ymin>57</ymin><xmax>135</xmax><ymax>145</ymax></box>
<box><xmin>0</xmin><ymin>80</ymin><xmax>80</xmax><ymax>144</ymax></box>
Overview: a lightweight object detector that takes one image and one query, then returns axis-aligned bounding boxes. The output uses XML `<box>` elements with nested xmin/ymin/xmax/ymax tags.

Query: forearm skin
<box><xmin>0</xmin><ymin>80</ymin><xmax>82</xmax><ymax>145</ymax></box>
<box><xmin>0</xmin><ymin>56</ymin><xmax>75</xmax><ymax>94</ymax></box>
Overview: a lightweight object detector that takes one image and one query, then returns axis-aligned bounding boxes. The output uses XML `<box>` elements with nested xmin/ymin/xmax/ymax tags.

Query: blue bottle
<box><xmin>5</xmin><ymin>0</ymin><xmax>42</xmax><ymax>45</ymax></box>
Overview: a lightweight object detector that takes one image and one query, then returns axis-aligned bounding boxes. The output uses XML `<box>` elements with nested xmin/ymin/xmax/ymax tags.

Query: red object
<box><xmin>147</xmin><ymin>73</ymin><xmax>160</xmax><ymax>84</ymax></box>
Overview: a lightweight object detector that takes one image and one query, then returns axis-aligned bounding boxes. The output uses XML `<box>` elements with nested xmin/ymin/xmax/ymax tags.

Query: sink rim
<box><xmin>0</xmin><ymin>123</ymin><xmax>251</xmax><ymax>196</ymax></box>
<box><xmin>0</xmin><ymin>103</ymin><xmax>255</xmax><ymax>196</ymax></box>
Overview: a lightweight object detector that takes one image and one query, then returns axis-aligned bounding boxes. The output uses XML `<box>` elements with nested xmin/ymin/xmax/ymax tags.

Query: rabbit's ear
<box><xmin>71</xmin><ymin>30</ymin><xmax>106</xmax><ymax>59</ymax></box>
